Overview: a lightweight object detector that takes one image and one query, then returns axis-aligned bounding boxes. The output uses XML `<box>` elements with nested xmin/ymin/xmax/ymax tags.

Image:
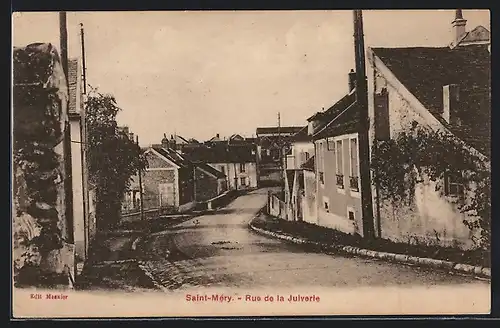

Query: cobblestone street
<box><xmin>137</xmin><ymin>189</ymin><xmax>490</xmax><ymax>291</ymax></box>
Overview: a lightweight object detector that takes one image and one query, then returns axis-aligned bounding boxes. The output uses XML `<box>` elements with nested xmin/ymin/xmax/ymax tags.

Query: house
<box><xmin>182</xmin><ymin>142</ymin><xmax>258</xmax><ymax>190</ymax></box>
<box><xmin>160</xmin><ymin>133</ymin><xmax>194</xmax><ymax>153</ymax></box>
<box><xmin>193</xmin><ymin>161</ymin><xmax>228</xmax><ymax>201</ymax></box>
<box><xmin>140</xmin><ymin>145</ymin><xmax>196</xmax><ymax>212</ymax></box>
<box><xmin>307</xmin><ymin>69</ymin><xmax>365</xmax><ymax>235</ymax></box>
<box><xmin>365</xmin><ymin>10</ymin><xmax>490</xmax><ymax>249</ymax></box>
<box><xmin>67</xmin><ymin>57</ymin><xmax>97</xmax><ymax>273</ymax></box>
<box><xmin>139</xmin><ymin>139</ymin><xmax>228</xmax><ymax>212</ymax></box>
<box><xmin>13</xmin><ymin>43</ymin><xmax>76</xmax><ymax>286</ymax></box>
<box><xmin>284</xmin><ymin>126</ymin><xmax>314</xmax><ymax>170</ymax></box>
<box><xmin>282</xmin><ymin>126</ymin><xmax>315</xmax><ymax>221</ymax></box>
<box><xmin>255</xmin><ymin>126</ymin><xmax>303</xmax><ymax>187</ymax></box>
<box><xmin>256</xmin><ymin>126</ymin><xmax>304</xmax><ymax>163</ymax></box>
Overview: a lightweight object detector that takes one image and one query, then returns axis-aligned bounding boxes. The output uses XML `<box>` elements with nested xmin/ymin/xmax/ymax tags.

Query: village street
<box><xmin>137</xmin><ymin>189</ymin><xmax>490</xmax><ymax>291</ymax></box>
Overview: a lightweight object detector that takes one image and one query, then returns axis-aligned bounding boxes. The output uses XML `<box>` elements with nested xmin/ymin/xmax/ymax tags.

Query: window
<box><xmin>240</xmin><ymin>177</ymin><xmax>246</xmax><ymax>186</ymax></box>
<box><xmin>327</xmin><ymin>137</ymin><xmax>335</xmax><ymax>151</ymax></box>
<box><xmin>305</xmin><ymin>152</ymin><xmax>310</xmax><ymax>161</ymax></box>
<box><xmin>240</xmin><ymin>163</ymin><xmax>246</xmax><ymax>172</ymax></box>
<box><xmin>317</xmin><ymin>141</ymin><xmax>325</xmax><ymax>185</ymax></box>
<box><xmin>220</xmin><ymin>166</ymin><xmax>225</xmax><ymax>175</ymax></box>
<box><xmin>335</xmin><ymin>140</ymin><xmax>344</xmax><ymax>189</ymax></box>
<box><xmin>349</xmin><ymin>137</ymin><xmax>359</xmax><ymax>192</ymax></box>
<box><xmin>444</xmin><ymin>171</ymin><xmax>465</xmax><ymax>198</ymax></box>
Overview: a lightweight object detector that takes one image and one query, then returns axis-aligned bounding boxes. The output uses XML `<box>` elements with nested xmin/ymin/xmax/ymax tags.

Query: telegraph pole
<box><xmin>80</xmin><ymin>23</ymin><xmax>87</xmax><ymax>94</ymax></box>
<box><xmin>59</xmin><ymin>11</ymin><xmax>74</xmax><ymax>242</ymax></box>
<box><xmin>353</xmin><ymin>10</ymin><xmax>375</xmax><ymax>240</ymax></box>
<box><xmin>79</xmin><ymin>22</ymin><xmax>90</xmax><ymax>260</ymax></box>
<box><xmin>136</xmin><ymin>135</ymin><xmax>145</xmax><ymax>220</ymax></box>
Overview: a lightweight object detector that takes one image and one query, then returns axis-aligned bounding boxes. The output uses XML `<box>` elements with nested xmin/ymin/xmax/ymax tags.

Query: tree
<box><xmin>85</xmin><ymin>89</ymin><xmax>147</xmax><ymax>230</ymax></box>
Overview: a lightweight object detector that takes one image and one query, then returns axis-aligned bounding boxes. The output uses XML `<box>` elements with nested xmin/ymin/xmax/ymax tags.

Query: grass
<box><xmin>252</xmin><ymin>213</ymin><xmax>490</xmax><ymax>268</ymax></box>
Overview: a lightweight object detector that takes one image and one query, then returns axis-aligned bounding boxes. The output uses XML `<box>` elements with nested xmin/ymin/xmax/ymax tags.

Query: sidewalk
<box><xmin>249</xmin><ymin>211</ymin><xmax>491</xmax><ymax>279</ymax></box>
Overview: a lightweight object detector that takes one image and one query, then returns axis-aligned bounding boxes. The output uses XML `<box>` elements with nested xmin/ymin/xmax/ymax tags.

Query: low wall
<box><xmin>268</xmin><ymin>194</ymin><xmax>287</xmax><ymax>220</ymax></box>
<box><xmin>195</xmin><ymin>190</ymin><xmax>242</xmax><ymax>211</ymax></box>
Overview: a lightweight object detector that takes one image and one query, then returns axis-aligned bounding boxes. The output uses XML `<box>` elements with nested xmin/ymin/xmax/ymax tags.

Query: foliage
<box><xmin>85</xmin><ymin>89</ymin><xmax>147</xmax><ymax>230</ymax></box>
<box><xmin>370</xmin><ymin>122</ymin><xmax>491</xmax><ymax>249</ymax></box>
<box><xmin>13</xmin><ymin>46</ymin><xmax>65</xmax><ymax>269</ymax></box>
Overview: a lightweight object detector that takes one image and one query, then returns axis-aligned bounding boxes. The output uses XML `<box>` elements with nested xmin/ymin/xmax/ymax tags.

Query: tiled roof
<box><xmin>196</xmin><ymin>162</ymin><xmax>226</xmax><ymax>179</ymax></box>
<box><xmin>256</xmin><ymin>126</ymin><xmax>304</xmax><ymax>136</ymax></box>
<box><xmin>307</xmin><ymin>92</ymin><xmax>355</xmax><ymax>123</ymax></box>
<box><xmin>372</xmin><ymin>44</ymin><xmax>490</xmax><ymax>157</ymax></box>
<box><xmin>183</xmin><ymin>144</ymin><xmax>257</xmax><ymax>163</ymax></box>
<box><xmin>151</xmin><ymin>146</ymin><xmax>192</xmax><ymax>168</ymax></box>
<box><xmin>310</xmin><ymin>91</ymin><xmax>358</xmax><ymax>140</ymax></box>
<box><xmin>290</xmin><ymin>126</ymin><xmax>311</xmax><ymax>142</ymax></box>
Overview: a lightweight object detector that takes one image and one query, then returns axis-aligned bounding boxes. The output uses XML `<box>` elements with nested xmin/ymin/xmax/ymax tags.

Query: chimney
<box><xmin>443</xmin><ymin>84</ymin><xmax>460</xmax><ymax>124</ymax></box>
<box><xmin>452</xmin><ymin>9</ymin><xmax>467</xmax><ymax>44</ymax></box>
<box><xmin>216</xmin><ymin>133</ymin><xmax>220</xmax><ymax>139</ymax></box>
<box><xmin>348</xmin><ymin>69</ymin><xmax>356</xmax><ymax>92</ymax></box>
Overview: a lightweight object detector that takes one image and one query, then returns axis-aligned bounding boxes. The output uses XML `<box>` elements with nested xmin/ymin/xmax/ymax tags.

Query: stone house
<box><xmin>138</xmin><ymin>144</ymin><xmax>227</xmax><ymax>212</ymax></box>
<box><xmin>183</xmin><ymin>143</ymin><xmax>258</xmax><ymax>190</ymax></box>
<box><xmin>140</xmin><ymin>146</ymin><xmax>196</xmax><ymax>212</ymax></box>
<box><xmin>366</xmin><ymin>10</ymin><xmax>490</xmax><ymax>249</ymax></box>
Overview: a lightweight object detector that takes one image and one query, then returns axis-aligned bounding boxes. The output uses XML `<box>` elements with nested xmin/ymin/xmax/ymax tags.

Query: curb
<box><xmin>248</xmin><ymin>222</ymin><xmax>491</xmax><ymax>280</ymax></box>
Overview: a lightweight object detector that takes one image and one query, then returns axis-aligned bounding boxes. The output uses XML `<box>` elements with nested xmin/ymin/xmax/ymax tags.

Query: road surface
<box><xmin>138</xmin><ymin>189</ymin><xmax>490</xmax><ymax>292</ymax></box>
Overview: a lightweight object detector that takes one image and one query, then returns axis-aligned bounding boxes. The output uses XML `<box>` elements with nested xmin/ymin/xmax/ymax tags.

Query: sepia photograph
<box><xmin>11</xmin><ymin>9</ymin><xmax>491</xmax><ymax>318</ymax></box>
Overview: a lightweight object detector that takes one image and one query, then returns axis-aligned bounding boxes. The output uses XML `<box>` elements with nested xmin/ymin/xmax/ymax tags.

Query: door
<box><xmin>158</xmin><ymin>183</ymin><xmax>175</xmax><ymax>207</ymax></box>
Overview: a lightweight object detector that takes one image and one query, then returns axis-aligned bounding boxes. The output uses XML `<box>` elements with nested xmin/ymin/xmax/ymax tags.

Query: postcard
<box><xmin>11</xmin><ymin>9</ymin><xmax>491</xmax><ymax>318</ymax></box>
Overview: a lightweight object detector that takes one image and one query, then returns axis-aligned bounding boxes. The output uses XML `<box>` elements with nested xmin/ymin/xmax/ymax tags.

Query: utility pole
<box><xmin>80</xmin><ymin>23</ymin><xmax>87</xmax><ymax>94</ymax></box>
<box><xmin>79</xmin><ymin>22</ymin><xmax>90</xmax><ymax>261</ymax></box>
<box><xmin>353</xmin><ymin>10</ymin><xmax>375</xmax><ymax>240</ymax></box>
<box><xmin>59</xmin><ymin>11</ymin><xmax>74</xmax><ymax>243</ymax></box>
<box><xmin>136</xmin><ymin>135</ymin><xmax>145</xmax><ymax>220</ymax></box>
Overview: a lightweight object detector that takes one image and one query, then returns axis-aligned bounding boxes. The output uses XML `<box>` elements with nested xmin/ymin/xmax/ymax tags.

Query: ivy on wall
<box><xmin>370</xmin><ymin>122</ymin><xmax>491</xmax><ymax>250</ymax></box>
<box><xmin>13</xmin><ymin>46</ymin><xmax>66</xmax><ymax>279</ymax></box>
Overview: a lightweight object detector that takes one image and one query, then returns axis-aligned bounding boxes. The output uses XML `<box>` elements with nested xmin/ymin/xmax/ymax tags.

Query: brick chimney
<box><xmin>452</xmin><ymin>9</ymin><xmax>467</xmax><ymax>44</ymax></box>
<box><xmin>348</xmin><ymin>69</ymin><xmax>356</xmax><ymax>92</ymax></box>
<box><xmin>443</xmin><ymin>84</ymin><xmax>460</xmax><ymax>124</ymax></box>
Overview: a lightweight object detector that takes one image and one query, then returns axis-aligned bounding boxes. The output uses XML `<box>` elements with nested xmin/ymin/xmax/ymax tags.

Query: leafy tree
<box><xmin>85</xmin><ymin>88</ymin><xmax>147</xmax><ymax>230</ymax></box>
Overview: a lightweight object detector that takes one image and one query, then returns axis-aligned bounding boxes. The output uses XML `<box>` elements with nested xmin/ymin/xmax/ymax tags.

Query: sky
<box><xmin>12</xmin><ymin>10</ymin><xmax>490</xmax><ymax>146</ymax></box>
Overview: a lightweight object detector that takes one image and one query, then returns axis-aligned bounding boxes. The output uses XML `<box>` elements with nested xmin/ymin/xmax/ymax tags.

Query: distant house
<box><xmin>138</xmin><ymin>142</ymin><xmax>227</xmax><ymax>213</ymax></box>
<box><xmin>307</xmin><ymin>69</ymin><xmax>365</xmax><ymax>235</ymax></box>
<box><xmin>141</xmin><ymin>146</ymin><xmax>196</xmax><ymax>212</ymax></box>
<box><xmin>161</xmin><ymin>133</ymin><xmax>193</xmax><ymax>153</ymax></box>
<box><xmin>256</xmin><ymin>126</ymin><xmax>304</xmax><ymax>163</ymax></box>
<box><xmin>282</xmin><ymin>126</ymin><xmax>314</xmax><ymax>221</ymax></box>
<box><xmin>183</xmin><ymin>143</ymin><xmax>258</xmax><ymax>190</ymax></box>
<box><xmin>193</xmin><ymin>161</ymin><xmax>228</xmax><ymax>201</ymax></box>
<box><xmin>284</xmin><ymin>126</ymin><xmax>314</xmax><ymax>171</ymax></box>
<box><xmin>366</xmin><ymin>10</ymin><xmax>490</xmax><ymax>249</ymax></box>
